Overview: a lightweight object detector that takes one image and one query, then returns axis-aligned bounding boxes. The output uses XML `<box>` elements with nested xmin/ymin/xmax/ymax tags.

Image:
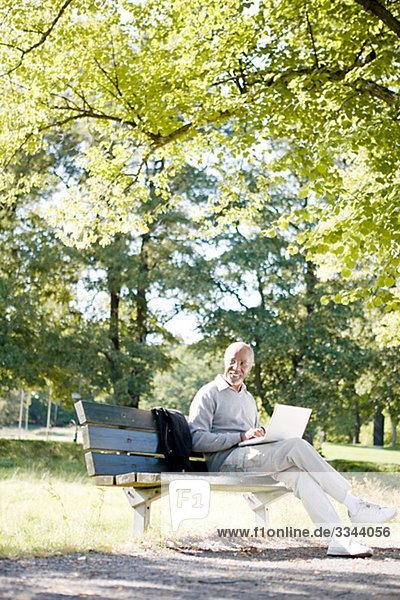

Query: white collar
<box><xmin>215</xmin><ymin>374</ymin><xmax>247</xmax><ymax>393</ymax></box>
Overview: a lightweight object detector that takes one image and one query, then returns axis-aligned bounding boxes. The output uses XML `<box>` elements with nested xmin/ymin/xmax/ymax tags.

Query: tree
<box><xmin>0</xmin><ymin>209</ymin><xmax>89</xmax><ymax>398</ymax></box>
<box><xmin>140</xmin><ymin>344</ymin><xmax>219</xmax><ymax>413</ymax></box>
<box><xmin>0</xmin><ymin>135</ymin><xmax>201</xmax><ymax>407</ymax></box>
<box><xmin>355</xmin><ymin>344</ymin><xmax>400</xmax><ymax>447</ymax></box>
<box><xmin>184</xmin><ymin>192</ymin><xmax>370</xmax><ymax>440</ymax></box>
<box><xmin>0</xmin><ymin>0</ymin><xmax>399</xmax><ymax>310</ymax></box>
<box><xmin>78</xmin><ymin>214</ymin><xmax>196</xmax><ymax>406</ymax></box>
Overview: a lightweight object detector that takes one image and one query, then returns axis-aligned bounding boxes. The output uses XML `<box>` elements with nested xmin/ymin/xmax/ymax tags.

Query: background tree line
<box><xmin>0</xmin><ymin>135</ymin><xmax>398</xmax><ymax>446</ymax></box>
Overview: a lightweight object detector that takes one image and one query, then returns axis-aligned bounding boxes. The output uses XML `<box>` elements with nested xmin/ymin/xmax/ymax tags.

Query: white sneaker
<box><xmin>327</xmin><ymin>536</ymin><xmax>373</xmax><ymax>558</ymax></box>
<box><xmin>349</xmin><ymin>500</ymin><xmax>397</xmax><ymax>524</ymax></box>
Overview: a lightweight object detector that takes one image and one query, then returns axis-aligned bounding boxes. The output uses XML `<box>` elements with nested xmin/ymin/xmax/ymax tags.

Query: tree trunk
<box><xmin>124</xmin><ymin>232</ymin><xmax>151</xmax><ymax>408</ymax></box>
<box><xmin>107</xmin><ymin>261</ymin><xmax>122</xmax><ymax>404</ymax></box>
<box><xmin>373</xmin><ymin>407</ymin><xmax>384</xmax><ymax>446</ymax></box>
<box><xmin>304</xmin><ymin>260</ymin><xmax>318</xmax><ymax>315</ymax></box>
<box><xmin>389</xmin><ymin>410</ymin><xmax>398</xmax><ymax>447</ymax></box>
<box><xmin>253</xmin><ymin>361</ymin><xmax>273</xmax><ymax>416</ymax></box>
<box><xmin>391</xmin><ymin>419</ymin><xmax>397</xmax><ymax>447</ymax></box>
<box><xmin>109</xmin><ymin>289</ymin><xmax>120</xmax><ymax>352</ymax></box>
<box><xmin>304</xmin><ymin>427</ymin><xmax>314</xmax><ymax>446</ymax></box>
<box><xmin>290</xmin><ymin>258</ymin><xmax>318</xmax><ymax>377</ymax></box>
<box><xmin>18</xmin><ymin>389</ymin><xmax>25</xmax><ymax>439</ymax></box>
<box><xmin>353</xmin><ymin>409</ymin><xmax>361</xmax><ymax>444</ymax></box>
<box><xmin>53</xmin><ymin>402</ymin><xmax>59</xmax><ymax>426</ymax></box>
<box><xmin>136</xmin><ymin>232</ymin><xmax>150</xmax><ymax>344</ymax></box>
<box><xmin>25</xmin><ymin>391</ymin><xmax>31</xmax><ymax>431</ymax></box>
<box><xmin>46</xmin><ymin>396</ymin><xmax>52</xmax><ymax>441</ymax></box>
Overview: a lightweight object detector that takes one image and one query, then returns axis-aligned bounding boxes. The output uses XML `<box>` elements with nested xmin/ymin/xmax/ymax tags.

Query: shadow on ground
<box><xmin>1</xmin><ymin>545</ymin><xmax>399</xmax><ymax>599</ymax></box>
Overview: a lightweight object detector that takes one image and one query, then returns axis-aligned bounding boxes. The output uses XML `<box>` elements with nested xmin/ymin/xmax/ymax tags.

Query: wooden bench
<box><xmin>75</xmin><ymin>400</ymin><xmax>291</xmax><ymax>535</ymax></box>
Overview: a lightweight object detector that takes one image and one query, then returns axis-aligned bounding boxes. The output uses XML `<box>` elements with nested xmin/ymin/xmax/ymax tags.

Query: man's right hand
<box><xmin>240</xmin><ymin>427</ymin><xmax>265</xmax><ymax>442</ymax></box>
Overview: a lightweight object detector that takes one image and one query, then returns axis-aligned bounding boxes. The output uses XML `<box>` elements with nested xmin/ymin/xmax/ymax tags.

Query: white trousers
<box><xmin>219</xmin><ymin>438</ymin><xmax>350</xmax><ymax>525</ymax></box>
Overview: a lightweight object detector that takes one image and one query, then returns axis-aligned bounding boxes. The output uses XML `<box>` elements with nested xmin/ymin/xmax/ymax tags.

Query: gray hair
<box><xmin>224</xmin><ymin>342</ymin><xmax>254</xmax><ymax>366</ymax></box>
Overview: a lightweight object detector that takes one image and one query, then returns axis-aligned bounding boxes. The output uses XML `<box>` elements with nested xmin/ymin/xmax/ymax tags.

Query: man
<box><xmin>188</xmin><ymin>341</ymin><xmax>397</xmax><ymax>558</ymax></box>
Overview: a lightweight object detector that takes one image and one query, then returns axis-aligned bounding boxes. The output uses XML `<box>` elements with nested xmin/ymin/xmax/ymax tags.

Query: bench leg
<box><xmin>243</xmin><ymin>490</ymin><xmax>290</xmax><ymax>527</ymax></box>
<box><xmin>256</xmin><ymin>504</ymin><xmax>270</xmax><ymax>527</ymax></box>
<box><xmin>123</xmin><ymin>488</ymin><xmax>161</xmax><ymax>536</ymax></box>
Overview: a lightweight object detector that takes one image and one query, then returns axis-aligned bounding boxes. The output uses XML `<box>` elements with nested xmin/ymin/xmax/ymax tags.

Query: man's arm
<box><xmin>188</xmin><ymin>390</ymin><xmax>242</xmax><ymax>452</ymax></box>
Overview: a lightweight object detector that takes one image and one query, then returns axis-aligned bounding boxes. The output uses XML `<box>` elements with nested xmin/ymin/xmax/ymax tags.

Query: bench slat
<box><xmin>82</xmin><ymin>425</ymin><xmax>161</xmax><ymax>454</ymax></box>
<box><xmin>93</xmin><ymin>475</ymin><xmax>115</xmax><ymax>486</ymax></box>
<box><xmin>115</xmin><ymin>472</ymin><xmax>286</xmax><ymax>488</ymax></box>
<box><xmin>75</xmin><ymin>400</ymin><xmax>157</xmax><ymax>430</ymax></box>
<box><xmin>85</xmin><ymin>452</ymin><xmax>169</xmax><ymax>476</ymax></box>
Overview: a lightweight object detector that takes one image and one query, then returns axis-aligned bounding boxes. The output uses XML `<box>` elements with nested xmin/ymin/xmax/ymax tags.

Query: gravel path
<box><xmin>1</xmin><ymin>541</ymin><xmax>399</xmax><ymax>600</ymax></box>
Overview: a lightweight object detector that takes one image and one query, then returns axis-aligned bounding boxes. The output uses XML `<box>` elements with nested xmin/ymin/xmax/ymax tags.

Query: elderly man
<box><xmin>188</xmin><ymin>341</ymin><xmax>397</xmax><ymax>558</ymax></box>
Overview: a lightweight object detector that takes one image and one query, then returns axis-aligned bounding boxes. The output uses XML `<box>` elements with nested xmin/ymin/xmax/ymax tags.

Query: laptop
<box><xmin>238</xmin><ymin>403</ymin><xmax>312</xmax><ymax>446</ymax></box>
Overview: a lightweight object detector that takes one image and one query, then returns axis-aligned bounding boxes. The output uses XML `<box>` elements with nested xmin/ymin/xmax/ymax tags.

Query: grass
<box><xmin>0</xmin><ymin>440</ymin><xmax>133</xmax><ymax>558</ymax></box>
<box><xmin>0</xmin><ymin>476</ymin><xmax>132</xmax><ymax>559</ymax></box>
<box><xmin>322</xmin><ymin>442</ymin><xmax>400</xmax><ymax>472</ymax></box>
<box><xmin>0</xmin><ymin>439</ymin><xmax>87</xmax><ymax>480</ymax></box>
<box><xmin>0</xmin><ymin>439</ymin><xmax>399</xmax><ymax>559</ymax></box>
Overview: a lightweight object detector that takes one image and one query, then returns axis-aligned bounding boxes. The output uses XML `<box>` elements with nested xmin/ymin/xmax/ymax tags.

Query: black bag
<box><xmin>151</xmin><ymin>407</ymin><xmax>193</xmax><ymax>472</ymax></box>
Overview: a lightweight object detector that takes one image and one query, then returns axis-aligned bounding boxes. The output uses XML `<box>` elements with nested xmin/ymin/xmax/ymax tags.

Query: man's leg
<box><xmin>219</xmin><ymin>442</ymin><xmax>375</xmax><ymax>557</ymax></box>
<box><xmin>253</xmin><ymin>438</ymin><xmax>397</xmax><ymax>524</ymax></box>
<box><xmin>271</xmin><ymin>466</ymin><xmax>342</xmax><ymax>526</ymax></box>
<box><xmin>254</xmin><ymin>438</ymin><xmax>350</xmax><ymax>504</ymax></box>
<box><xmin>219</xmin><ymin>439</ymin><xmax>349</xmax><ymax>502</ymax></box>
<box><xmin>271</xmin><ymin>468</ymin><xmax>373</xmax><ymax>557</ymax></box>
<box><xmin>220</xmin><ymin>440</ymin><xmax>347</xmax><ymax>524</ymax></box>
<box><xmin>220</xmin><ymin>439</ymin><xmax>396</xmax><ymax>524</ymax></box>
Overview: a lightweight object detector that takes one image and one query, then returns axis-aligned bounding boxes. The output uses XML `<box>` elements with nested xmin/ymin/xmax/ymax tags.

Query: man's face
<box><xmin>223</xmin><ymin>347</ymin><xmax>253</xmax><ymax>388</ymax></box>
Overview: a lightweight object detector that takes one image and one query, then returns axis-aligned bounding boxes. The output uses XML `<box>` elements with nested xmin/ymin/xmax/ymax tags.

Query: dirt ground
<box><xmin>1</xmin><ymin>540</ymin><xmax>399</xmax><ymax>600</ymax></box>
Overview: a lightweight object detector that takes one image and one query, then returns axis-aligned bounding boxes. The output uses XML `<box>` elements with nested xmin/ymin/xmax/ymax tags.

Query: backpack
<box><xmin>151</xmin><ymin>407</ymin><xmax>193</xmax><ymax>472</ymax></box>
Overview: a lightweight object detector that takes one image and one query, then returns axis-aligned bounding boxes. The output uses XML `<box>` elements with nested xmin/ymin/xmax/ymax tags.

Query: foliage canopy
<box><xmin>0</xmin><ymin>0</ymin><xmax>399</xmax><ymax>309</ymax></box>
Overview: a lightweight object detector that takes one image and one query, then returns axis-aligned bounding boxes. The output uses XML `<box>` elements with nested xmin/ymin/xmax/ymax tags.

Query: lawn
<box><xmin>1</xmin><ymin>439</ymin><xmax>399</xmax><ymax>559</ymax></box>
<box><xmin>323</xmin><ymin>443</ymin><xmax>400</xmax><ymax>470</ymax></box>
<box><xmin>0</xmin><ymin>439</ymin><xmax>133</xmax><ymax>558</ymax></box>
<box><xmin>0</xmin><ymin>475</ymin><xmax>133</xmax><ymax>558</ymax></box>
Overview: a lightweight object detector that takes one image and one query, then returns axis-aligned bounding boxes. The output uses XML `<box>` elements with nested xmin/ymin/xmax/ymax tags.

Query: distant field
<box><xmin>0</xmin><ymin>425</ymin><xmax>81</xmax><ymax>444</ymax></box>
<box><xmin>323</xmin><ymin>443</ymin><xmax>400</xmax><ymax>466</ymax></box>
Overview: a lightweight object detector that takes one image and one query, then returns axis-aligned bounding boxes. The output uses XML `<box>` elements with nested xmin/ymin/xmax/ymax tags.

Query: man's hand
<box><xmin>240</xmin><ymin>427</ymin><xmax>265</xmax><ymax>442</ymax></box>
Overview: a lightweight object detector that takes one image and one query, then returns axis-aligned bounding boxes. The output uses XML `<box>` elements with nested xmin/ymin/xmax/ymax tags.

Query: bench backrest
<box><xmin>75</xmin><ymin>400</ymin><xmax>205</xmax><ymax>479</ymax></box>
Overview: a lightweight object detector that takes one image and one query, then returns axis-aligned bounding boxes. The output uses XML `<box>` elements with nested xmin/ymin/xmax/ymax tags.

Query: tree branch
<box><xmin>255</xmin><ymin>270</ymin><xmax>266</xmax><ymax>310</ymax></box>
<box><xmin>353</xmin><ymin>0</ymin><xmax>400</xmax><ymax>38</ymax></box>
<box><xmin>149</xmin><ymin>107</ymin><xmax>234</xmax><ymax>150</ymax></box>
<box><xmin>1</xmin><ymin>0</ymin><xmax>75</xmax><ymax>76</ymax></box>
<box><xmin>92</xmin><ymin>56</ymin><xmax>140</xmax><ymax>117</ymax></box>
<box><xmin>355</xmin><ymin>77</ymin><xmax>397</xmax><ymax>104</ymax></box>
<box><xmin>253</xmin><ymin>51</ymin><xmax>397</xmax><ymax>107</ymax></box>
<box><xmin>22</xmin><ymin>0</ymin><xmax>75</xmax><ymax>56</ymax></box>
<box><xmin>44</xmin><ymin>108</ymin><xmax>140</xmax><ymax>128</ymax></box>
<box><xmin>305</xmin><ymin>10</ymin><xmax>320</xmax><ymax>69</ymax></box>
<box><xmin>214</xmin><ymin>280</ymin><xmax>250</xmax><ymax>310</ymax></box>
